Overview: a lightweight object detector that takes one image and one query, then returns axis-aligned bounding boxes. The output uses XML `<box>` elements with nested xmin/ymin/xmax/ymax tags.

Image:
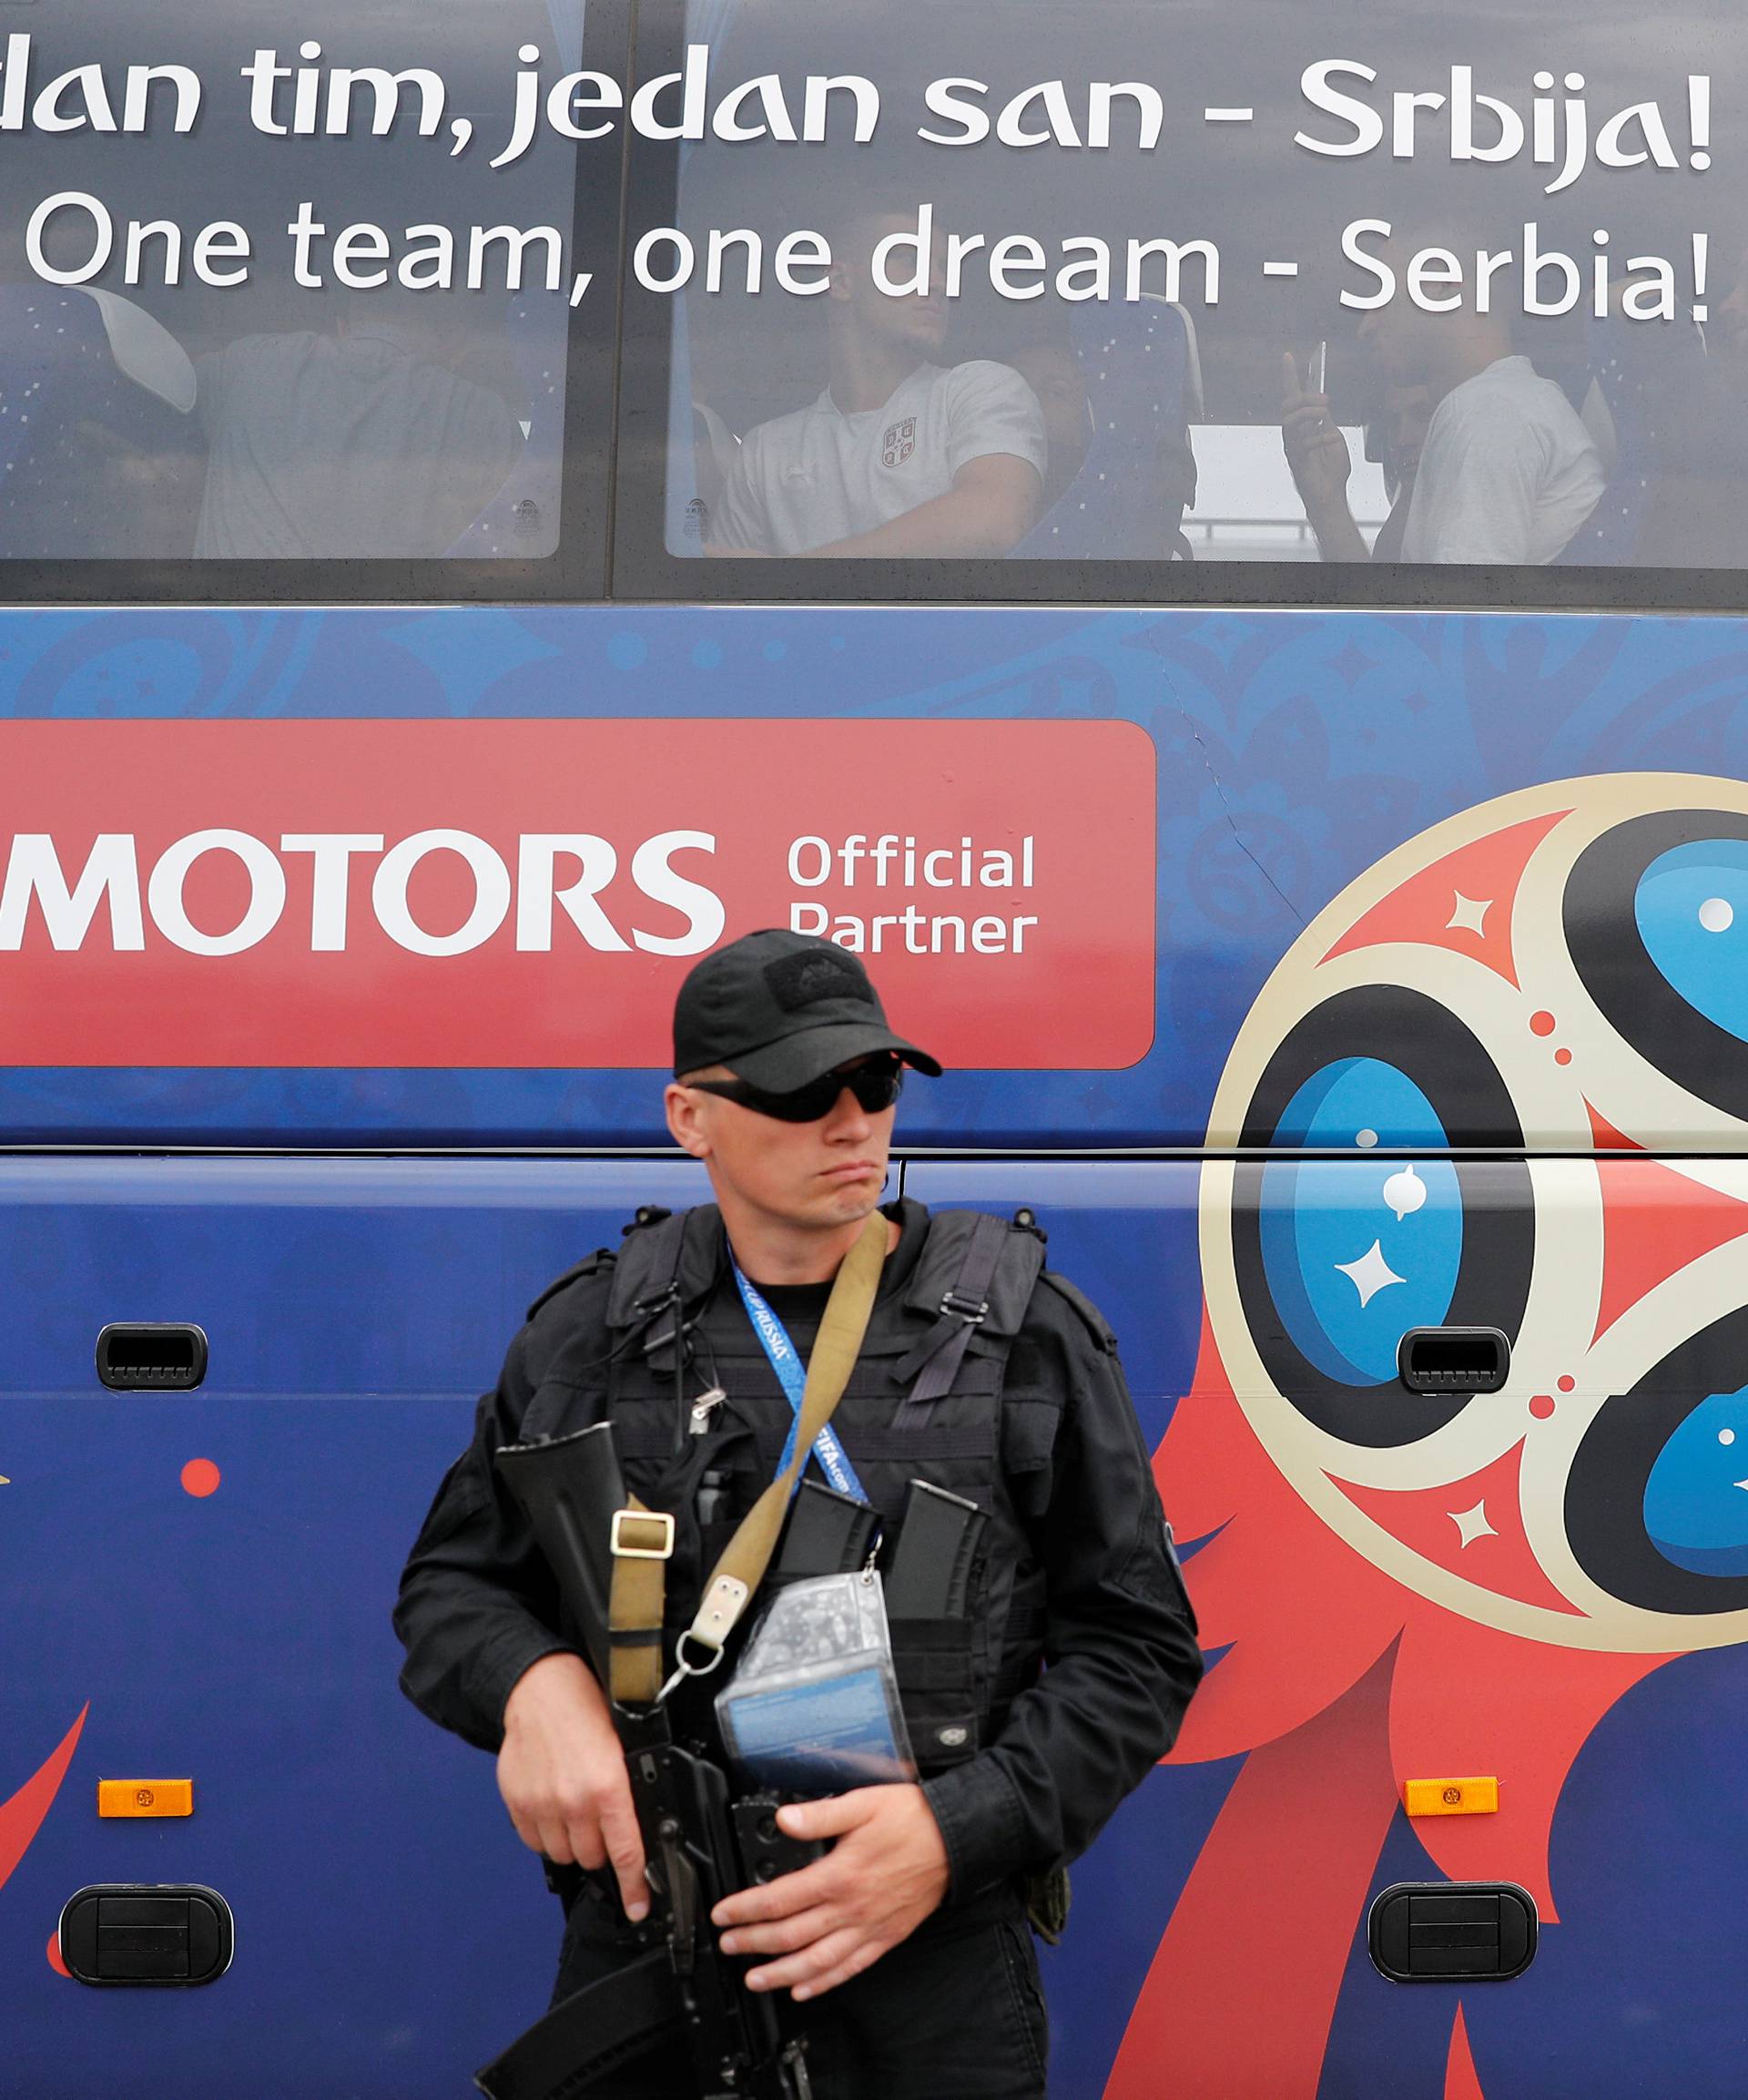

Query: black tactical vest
<box><xmin>589</xmin><ymin>1198</ymin><xmax>1051</xmax><ymax>1775</ymax></box>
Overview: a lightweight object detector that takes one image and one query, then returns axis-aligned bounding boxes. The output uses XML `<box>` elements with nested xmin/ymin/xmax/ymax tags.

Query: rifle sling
<box><xmin>606</xmin><ymin>1511</ymin><xmax>668</xmax><ymax>1708</ymax></box>
<box><xmin>473</xmin><ymin>1948</ymin><xmax>681</xmax><ymax>2100</ymax></box>
<box><xmin>607</xmin><ymin>1209</ymin><xmax>888</xmax><ymax>1707</ymax></box>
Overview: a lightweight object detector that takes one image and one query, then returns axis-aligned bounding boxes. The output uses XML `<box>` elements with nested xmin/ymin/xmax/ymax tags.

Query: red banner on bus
<box><xmin>0</xmin><ymin>719</ymin><xmax>1154</xmax><ymax>1069</ymax></box>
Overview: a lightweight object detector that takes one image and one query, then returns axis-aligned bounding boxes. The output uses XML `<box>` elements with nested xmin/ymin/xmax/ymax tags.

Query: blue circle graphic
<box><xmin>1644</xmin><ymin>1385</ymin><xmax>1748</xmax><ymax>1575</ymax></box>
<box><xmin>1259</xmin><ymin>1059</ymin><xmax>1463</xmax><ymax>1386</ymax></box>
<box><xmin>1635</xmin><ymin>839</ymin><xmax>1748</xmax><ymax>1045</ymax></box>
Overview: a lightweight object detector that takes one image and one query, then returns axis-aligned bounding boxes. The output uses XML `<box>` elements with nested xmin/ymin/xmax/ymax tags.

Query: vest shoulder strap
<box><xmin>1035</xmin><ymin>1269</ymin><xmax>1120</xmax><ymax>1354</ymax></box>
<box><xmin>899</xmin><ymin>1207</ymin><xmax>1047</xmax><ymax>1338</ymax></box>
<box><xmin>524</xmin><ymin>1249</ymin><xmax>616</xmax><ymax>1322</ymax></box>
<box><xmin>893</xmin><ymin>1208</ymin><xmax>1049</xmax><ymax>1425</ymax></box>
<box><xmin>605</xmin><ymin>1203</ymin><xmax>726</xmax><ymax>1340</ymax></box>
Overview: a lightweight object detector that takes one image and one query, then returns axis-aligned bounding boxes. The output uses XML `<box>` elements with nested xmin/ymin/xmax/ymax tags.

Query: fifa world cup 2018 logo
<box><xmin>1200</xmin><ymin>772</ymin><xmax>1748</xmax><ymax>1653</ymax></box>
<box><xmin>1110</xmin><ymin>775</ymin><xmax>1748</xmax><ymax>2100</ymax></box>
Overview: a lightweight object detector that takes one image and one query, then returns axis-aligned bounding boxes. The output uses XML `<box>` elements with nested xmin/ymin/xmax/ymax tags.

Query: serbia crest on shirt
<box><xmin>881</xmin><ymin>416</ymin><xmax>918</xmax><ymax>468</ymax></box>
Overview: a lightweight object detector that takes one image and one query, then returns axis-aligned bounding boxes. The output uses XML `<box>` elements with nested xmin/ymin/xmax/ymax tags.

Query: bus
<box><xmin>5</xmin><ymin>1</ymin><xmax>1748</xmax><ymax>2095</ymax></box>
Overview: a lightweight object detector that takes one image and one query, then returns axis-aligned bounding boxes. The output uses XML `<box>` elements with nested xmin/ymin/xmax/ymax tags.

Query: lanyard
<box><xmin>730</xmin><ymin>1259</ymin><xmax>869</xmax><ymax>1504</ymax></box>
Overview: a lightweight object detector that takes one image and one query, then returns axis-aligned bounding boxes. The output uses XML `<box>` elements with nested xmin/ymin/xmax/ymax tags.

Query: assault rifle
<box><xmin>475</xmin><ymin>1423</ymin><xmax>820</xmax><ymax>2100</ymax></box>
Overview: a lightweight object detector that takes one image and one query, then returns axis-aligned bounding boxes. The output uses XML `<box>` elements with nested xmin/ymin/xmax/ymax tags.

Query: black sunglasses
<box><xmin>687</xmin><ymin>1055</ymin><xmax>906</xmax><ymax>1124</ymax></box>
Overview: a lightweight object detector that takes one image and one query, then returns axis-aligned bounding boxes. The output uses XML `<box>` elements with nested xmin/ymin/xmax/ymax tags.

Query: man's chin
<box><xmin>817</xmin><ymin>1179</ymin><xmax>886</xmax><ymax>1223</ymax></box>
<box><xmin>895</xmin><ymin>317</ymin><xmax>949</xmax><ymax>358</ymax></box>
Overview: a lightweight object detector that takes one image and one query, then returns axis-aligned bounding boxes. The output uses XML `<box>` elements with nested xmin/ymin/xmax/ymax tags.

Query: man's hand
<box><xmin>497</xmin><ymin>1652</ymin><xmax>650</xmax><ymax>1922</ymax></box>
<box><xmin>711</xmin><ymin>1784</ymin><xmax>950</xmax><ymax>2002</ymax></box>
<box><xmin>1280</xmin><ymin>352</ymin><xmax>1367</xmax><ymax>561</ymax></box>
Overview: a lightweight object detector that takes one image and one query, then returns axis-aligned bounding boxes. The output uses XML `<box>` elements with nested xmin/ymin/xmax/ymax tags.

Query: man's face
<box><xmin>1383</xmin><ymin>382</ymin><xmax>1433</xmax><ymax>484</ymax></box>
<box><xmin>1355</xmin><ymin>238</ymin><xmax>1454</xmax><ymax>386</ymax></box>
<box><xmin>667</xmin><ymin>1058</ymin><xmax>897</xmax><ymax>1234</ymax></box>
<box><xmin>832</xmin><ymin>211</ymin><xmax>950</xmax><ymax>359</ymax></box>
<box><xmin>1358</xmin><ymin>295</ymin><xmax>1428</xmax><ymax>389</ymax></box>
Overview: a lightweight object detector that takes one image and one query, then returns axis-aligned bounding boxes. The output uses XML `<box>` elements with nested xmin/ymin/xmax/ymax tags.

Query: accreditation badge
<box><xmin>715</xmin><ymin>1571</ymin><xmax>914</xmax><ymax>1796</ymax></box>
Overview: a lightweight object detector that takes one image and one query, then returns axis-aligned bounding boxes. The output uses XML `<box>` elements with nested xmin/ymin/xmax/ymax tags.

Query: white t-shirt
<box><xmin>708</xmin><ymin>360</ymin><xmax>1046</xmax><ymax>556</ymax></box>
<box><xmin>1401</xmin><ymin>355</ymin><xmax>1605</xmax><ymax>566</ymax></box>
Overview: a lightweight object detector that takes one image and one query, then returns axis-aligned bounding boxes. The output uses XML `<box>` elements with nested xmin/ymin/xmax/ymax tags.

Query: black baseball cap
<box><xmin>673</xmin><ymin>930</ymin><xmax>943</xmax><ymax>1090</ymax></box>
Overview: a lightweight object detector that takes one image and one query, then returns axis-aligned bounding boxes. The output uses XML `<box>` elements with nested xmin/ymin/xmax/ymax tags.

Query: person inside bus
<box><xmin>1281</xmin><ymin>220</ymin><xmax>1603</xmax><ymax>566</ymax></box>
<box><xmin>193</xmin><ymin>288</ymin><xmax>523</xmax><ymax>559</ymax></box>
<box><xmin>706</xmin><ymin>206</ymin><xmax>1046</xmax><ymax>558</ymax></box>
<box><xmin>1279</xmin><ymin>362</ymin><xmax>1432</xmax><ymax>563</ymax></box>
<box><xmin>1366</xmin><ymin>220</ymin><xmax>1604</xmax><ymax>564</ymax></box>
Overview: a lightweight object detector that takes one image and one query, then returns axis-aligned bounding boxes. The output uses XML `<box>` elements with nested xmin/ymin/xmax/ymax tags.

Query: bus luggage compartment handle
<box><xmin>1397</xmin><ymin>1327</ymin><xmax>1509</xmax><ymax>1394</ymax></box>
<box><xmin>96</xmin><ymin>1324</ymin><xmax>208</xmax><ymax>1392</ymax></box>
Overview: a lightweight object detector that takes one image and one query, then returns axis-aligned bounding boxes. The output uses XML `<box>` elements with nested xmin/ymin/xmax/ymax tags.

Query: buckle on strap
<box><xmin>610</xmin><ymin>1508</ymin><xmax>675</xmax><ymax>1561</ymax></box>
<box><xmin>633</xmin><ymin>1281</ymin><xmax>685</xmax><ymax>1357</ymax></box>
<box><xmin>657</xmin><ymin>1622</ymin><xmax>733</xmax><ymax>1707</ymax></box>
<box><xmin>940</xmin><ymin>1290</ymin><xmax>990</xmax><ymax>1325</ymax></box>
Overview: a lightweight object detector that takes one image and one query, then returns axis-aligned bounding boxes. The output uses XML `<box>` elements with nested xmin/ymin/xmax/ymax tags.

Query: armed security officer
<box><xmin>395</xmin><ymin>931</ymin><xmax>1202</xmax><ymax>2099</ymax></box>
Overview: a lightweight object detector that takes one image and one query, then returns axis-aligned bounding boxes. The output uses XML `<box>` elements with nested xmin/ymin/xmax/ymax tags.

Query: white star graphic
<box><xmin>1334</xmin><ymin>1239</ymin><xmax>1406</xmax><ymax>1309</ymax></box>
<box><xmin>1449</xmin><ymin>1500</ymin><xmax>1497</xmax><ymax>1548</ymax></box>
<box><xmin>1448</xmin><ymin>892</ymin><xmax>1492</xmax><ymax>936</ymax></box>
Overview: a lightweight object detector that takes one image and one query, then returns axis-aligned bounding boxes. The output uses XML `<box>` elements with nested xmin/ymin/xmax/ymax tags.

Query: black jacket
<box><xmin>394</xmin><ymin>1199</ymin><xmax>1203</xmax><ymax>1902</ymax></box>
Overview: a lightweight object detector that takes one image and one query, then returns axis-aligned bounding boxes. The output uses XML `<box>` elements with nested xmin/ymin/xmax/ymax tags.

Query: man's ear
<box><xmin>666</xmin><ymin>1081</ymin><xmax>711</xmax><ymax>1158</ymax></box>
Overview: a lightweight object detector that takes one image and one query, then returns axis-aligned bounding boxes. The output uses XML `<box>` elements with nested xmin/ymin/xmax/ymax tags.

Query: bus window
<box><xmin>613</xmin><ymin>0</ymin><xmax>1748</xmax><ymax>605</ymax></box>
<box><xmin>0</xmin><ymin>0</ymin><xmax>621</xmax><ymax>597</ymax></box>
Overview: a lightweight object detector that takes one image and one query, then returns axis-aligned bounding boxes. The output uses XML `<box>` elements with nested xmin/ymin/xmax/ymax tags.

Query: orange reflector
<box><xmin>1403</xmin><ymin>1777</ymin><xmax>1499</xmax><ymax>1818</ymax></box>
<box><xmin>97</xmin><ymin>1779</ymin><xmax>193</xmax><ymax>1820</ymax></box>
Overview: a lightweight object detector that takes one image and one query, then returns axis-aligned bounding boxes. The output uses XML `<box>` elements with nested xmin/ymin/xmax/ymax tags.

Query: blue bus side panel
<box><xmin>0</xmin><ymin>1157</ymin><xmax>706</xmax><ymax>2099</ymax></box>
<box><xmin>8</xmin><ymin>1155</ymin><xmax>1746</xmax><ymax>2097</ymax></box>
<box><xmin>909</xmin><ymin>1157</ymin><xmax>1748</xmax><ymax>2100</ymax></box>
<box><xmin>5</xmin><ymin>602</ymin><xmax>1748</xmax><ymax>2097</ymax></box>
<box><xmin>2</xmin><ymin>604</ymin><xmax>1747</xmax><ymax>1150</ymax></box>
